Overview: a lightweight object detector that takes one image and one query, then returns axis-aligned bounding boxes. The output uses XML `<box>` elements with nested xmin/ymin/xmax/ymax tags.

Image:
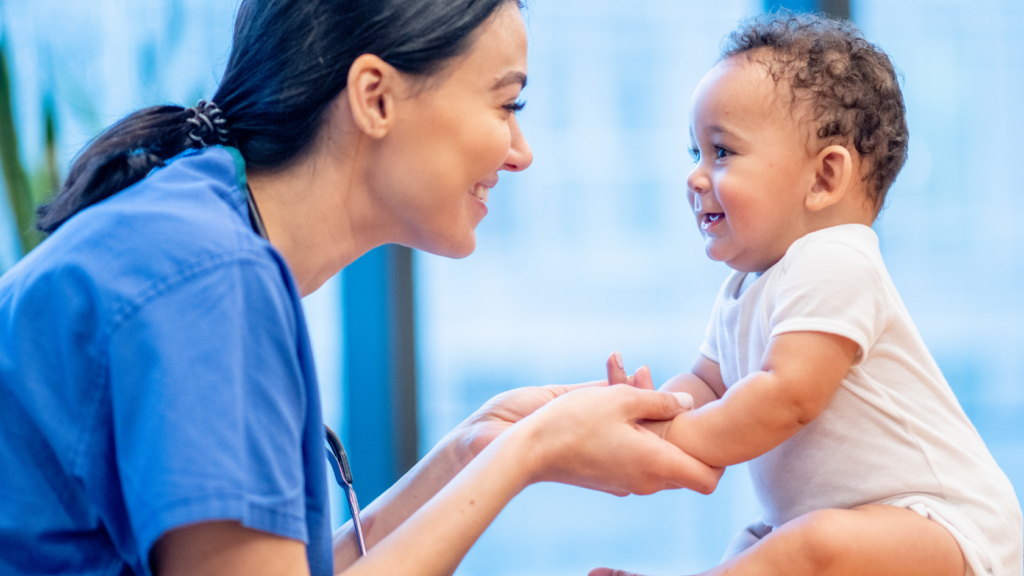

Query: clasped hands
<box><xmin>455</xmin><ymin>352</ymin><xmax>723</xmax><ymax>498</ymax></box>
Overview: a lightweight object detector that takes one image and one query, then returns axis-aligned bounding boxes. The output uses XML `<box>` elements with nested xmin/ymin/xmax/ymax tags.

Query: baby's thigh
<box><xmin>725</xmin><ymin>506</ymin><xmax>965</xmax><ymax>576</ymax></box>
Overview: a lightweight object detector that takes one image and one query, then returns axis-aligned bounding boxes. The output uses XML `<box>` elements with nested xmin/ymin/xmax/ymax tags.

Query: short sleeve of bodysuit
<box><xmin>699</xmin><ymin>282</ymin><xmax>726</xmax><ymax>364</ymax></box>
<box><xmin>108</xmin><ymin>254</ymin><xmax>309</xmax><ymax>570</ymax></box>
<box><xmin>769</xmin><ymin>237</ymin><xmax>890</xmax><ymax>365</ymax></box>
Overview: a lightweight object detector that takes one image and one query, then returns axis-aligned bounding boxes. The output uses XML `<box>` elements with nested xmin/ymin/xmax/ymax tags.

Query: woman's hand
<box><xmin>454</xmin><ymin>354</ymin><xmax>669</xmax><ymax>463</ymax></box>
<box><xmin>457</xmin><ymin>382</ymin><xmax>599</xmax><ymax>462</ymax></box>
<box><xmin>589</xmin><ymin>568</ymin><xmax>655</xmax><ymax>576</ymax></box>
<box><xmin>606</xmin><ymin>351</ymin><xmax>692</xmax><ymax>439</ymax></box>
<box><xmin>514</xmin><ymin>382</ymin><xmax>723</xmax><ymax>497</ymax></box>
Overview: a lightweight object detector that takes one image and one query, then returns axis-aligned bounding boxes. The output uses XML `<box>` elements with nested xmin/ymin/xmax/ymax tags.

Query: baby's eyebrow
<box><xmin>708</xmin><ymin>124</ymin><xmax>739</xmax><ymax>138</ymax></box>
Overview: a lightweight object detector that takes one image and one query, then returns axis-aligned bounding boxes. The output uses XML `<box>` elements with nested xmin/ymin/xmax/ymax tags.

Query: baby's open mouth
<box><xmin>701</xmin><ymin>212</ymin><xmax>724</xmax><ymax>230</ymax></box>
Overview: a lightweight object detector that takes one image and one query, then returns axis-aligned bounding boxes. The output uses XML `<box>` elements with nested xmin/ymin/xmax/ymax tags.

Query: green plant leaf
<box><xmin>0</xmin><ymin>39</ymin><xmax>40</xmax><ymax>254</ymax></box>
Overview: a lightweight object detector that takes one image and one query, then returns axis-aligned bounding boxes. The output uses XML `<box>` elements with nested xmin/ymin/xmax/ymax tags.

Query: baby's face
<box><xmin>687</xmin><ymin>56</ymin><xmax>818</xmax><ymax>273</ymax></box>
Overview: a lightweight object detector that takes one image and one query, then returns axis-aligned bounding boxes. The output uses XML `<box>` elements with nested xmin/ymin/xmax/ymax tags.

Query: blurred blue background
<box><xmin>1</xmin><ymin>0</ymin><xmax>1021</xmax><ymax>574</ymax></box>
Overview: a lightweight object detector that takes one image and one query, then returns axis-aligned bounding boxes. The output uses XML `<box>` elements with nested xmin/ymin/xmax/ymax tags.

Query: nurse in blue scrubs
<box><xmin>0</xmin><ymin>1</ymin><xmax>721</xmax><ymax>575</ymax></box>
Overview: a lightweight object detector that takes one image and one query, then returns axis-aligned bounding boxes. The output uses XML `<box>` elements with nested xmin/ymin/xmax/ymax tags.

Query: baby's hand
<box><xmin>605</xmin><ymin>351</ymin><xmax>655</xmax><ymax>389</ymax></box>
<box><xmin>606</xmin><ymin>351</ymin><xmax>694</xmax><ymax>436</ymax></box>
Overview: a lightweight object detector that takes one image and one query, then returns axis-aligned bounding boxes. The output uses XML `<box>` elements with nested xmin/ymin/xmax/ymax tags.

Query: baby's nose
<box><xmin>687</xmin><ymin>166</ymin><xmax>709</xmax><ymax>195</ymax></box>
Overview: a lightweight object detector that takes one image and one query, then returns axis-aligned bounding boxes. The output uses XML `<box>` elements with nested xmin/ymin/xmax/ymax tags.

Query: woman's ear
<box><xmin>806</xmin><ymin>145</ymin><xmax>853</xmax><ymax>212</ymax></box>
<box><xmin>346</xmin><ymin>54</ymin><xmax>399</xmax><ymax>139</ymax></box>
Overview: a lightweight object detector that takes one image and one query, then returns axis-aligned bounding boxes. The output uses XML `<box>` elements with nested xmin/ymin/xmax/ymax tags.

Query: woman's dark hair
<box><xmin>37</xmin><ymin>0</ymin><xmax>520</xmax><ymax>232</ymax></box>
<box><xmin>721</xmin><ymin>11</ymin><xmax>908</xmax><ymax>212</ymax></box>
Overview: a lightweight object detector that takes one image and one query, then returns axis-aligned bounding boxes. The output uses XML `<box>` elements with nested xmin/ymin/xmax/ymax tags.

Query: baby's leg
<box><xmin>702</xmin><ymin>505</ymin><xmax>965</xmax><ymax>576</ymax></box>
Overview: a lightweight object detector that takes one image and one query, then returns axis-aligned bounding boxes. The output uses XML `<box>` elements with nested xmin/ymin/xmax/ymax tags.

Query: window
<box><xmin>415</xmin><ymin>2</ymin><xmax>763</xmax><ymax>573</ymax></box>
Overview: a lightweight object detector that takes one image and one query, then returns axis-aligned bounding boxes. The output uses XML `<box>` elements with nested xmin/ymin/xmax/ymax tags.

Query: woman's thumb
<box><xmin>628</xmin><ymin>388</ymin><xmax>693</xmax><ymax>420</ymax></box>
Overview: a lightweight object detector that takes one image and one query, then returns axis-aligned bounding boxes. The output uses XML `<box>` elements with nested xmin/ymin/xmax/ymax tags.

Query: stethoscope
<box><xmin>246</xmin><ymin>184</ymin><xmax>368</xmax><ymax>556</ymax></box>
<box><xmin>325</xmin><ymin>424</ymin><xmax>368</xmax><ymax>556</ymax></box>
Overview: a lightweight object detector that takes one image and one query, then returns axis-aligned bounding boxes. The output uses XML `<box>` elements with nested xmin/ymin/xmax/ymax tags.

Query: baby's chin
<box><xmin>703</xmin><ymin>239</ymin><xmax>733</xmax><ymax>266</ymax></box>
<box><xmin>705</xmin><ymin>242</ymin><xmax>773</xmax><ymax>273</ymax></box>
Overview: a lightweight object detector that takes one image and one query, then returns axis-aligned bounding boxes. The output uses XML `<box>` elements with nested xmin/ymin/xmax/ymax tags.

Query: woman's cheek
<box><xmin>475</xmin><ymin>120</ymin><xmax>514</xmax><ymax>173</ymax></box>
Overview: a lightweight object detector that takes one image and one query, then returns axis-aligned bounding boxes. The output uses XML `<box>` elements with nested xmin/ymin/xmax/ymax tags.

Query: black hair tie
<box><xmin>186</xmin><ymin>100</ymin><xmax>231</xmax><ymax>148</ymax></box>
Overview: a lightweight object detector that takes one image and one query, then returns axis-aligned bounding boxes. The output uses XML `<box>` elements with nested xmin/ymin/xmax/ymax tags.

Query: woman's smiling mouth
<box><xmin>470</xmin><ymin>183</ymin><xmax>490</xmax><ymax>203</ymax></box>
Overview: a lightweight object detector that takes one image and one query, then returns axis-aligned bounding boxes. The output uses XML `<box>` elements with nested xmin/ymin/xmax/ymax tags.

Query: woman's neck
<box><xmin>246</xmin><ymin>138</ymin><xmax>388</xmax><ymax>296</ymax></box>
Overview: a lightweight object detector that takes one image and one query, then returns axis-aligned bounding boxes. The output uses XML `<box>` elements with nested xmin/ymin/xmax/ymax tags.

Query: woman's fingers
<box><xmin>624</xmin><ymin>387</ymin><xmax>693</xmax><ymax>421</ymax></box>
<box><xmin>526</xmin><ymin>385</ymin><xmax>718</xmax><ymax>495</ymax></box>
<box><xmin>612</xmin><ymin>387</ymin><xmax>716</xmax><ymax>494</ymax></box>
<box><xmin>633</xmin><ymin>424</ymin><xmax>724</xmax><ymax>494</ymax></box>
<box><xmin>589</xmin><ymin>569</ymin><xmax>647</xmax><ymax>576</ymax></box>
<box><xmin>543</xmin><ymin>379</ymin><xmax>608</xmax><ymax>397</ymax></box>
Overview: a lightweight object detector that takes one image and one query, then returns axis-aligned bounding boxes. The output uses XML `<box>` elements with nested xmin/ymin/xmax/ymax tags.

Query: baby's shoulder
<box><xmin>779</xmin><ymin>224</ymin><xmax>884</xmax><ymax>277</ymax></box>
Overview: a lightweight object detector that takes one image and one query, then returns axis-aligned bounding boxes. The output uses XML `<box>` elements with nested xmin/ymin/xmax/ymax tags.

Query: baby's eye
<box><xmin>688</xmin><ymin>147</ymin><xmax>701</xmax><ymax>162</ymax></box>
<box><xmin>715</xmin><ymin>146</ymin><xmax>730</xmax><ymax>159</ymax></box>
<box><xmin>503</xmin><ymin>100</ymin><xmax>526</xmax><ymax>114</ymax></box>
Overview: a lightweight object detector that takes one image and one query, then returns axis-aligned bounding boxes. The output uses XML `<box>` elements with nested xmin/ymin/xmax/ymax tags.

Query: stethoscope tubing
<box><xmin>326</xmin><ymin>425</ymin><xmax>368</xmax><ymax>556</ymax></box>
<box><xmin>246</xmin><ymin>184</ymin><xmax>367</xmax><ymax>557</ymax></box>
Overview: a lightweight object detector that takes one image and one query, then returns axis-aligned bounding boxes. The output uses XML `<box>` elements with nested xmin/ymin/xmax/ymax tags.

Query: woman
<box><xmin>0</xmin><ymin>0</ymin><xmax>721</xmax><ymax>574</ymax></box>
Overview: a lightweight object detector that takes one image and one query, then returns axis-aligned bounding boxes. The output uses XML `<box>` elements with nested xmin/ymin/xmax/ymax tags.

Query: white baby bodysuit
<box><xmin>699</xmin><ymin>224</ymin><xmax>1022</xmax><ymax>576</ymax></box>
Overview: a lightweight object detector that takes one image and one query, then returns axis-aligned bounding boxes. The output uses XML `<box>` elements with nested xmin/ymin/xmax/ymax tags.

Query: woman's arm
<box><xmin>341</xmin><ymin>384</ymin><xmax>720</xmax><ymax>576</ymax></box>
<box><xmin>333</xmin><ymin>382</ymin><xmax>602</xmax><ymax>568</ymax></box>
<box><xmin>153</xmin><ymin>383</ymin><xmax>722</xmax><ymax>576</ymax></box>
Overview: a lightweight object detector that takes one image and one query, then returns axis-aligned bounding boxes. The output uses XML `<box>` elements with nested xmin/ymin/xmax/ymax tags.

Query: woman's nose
<box><xmin>502</xmin><ymin>115</ymin><xmax>533</xmax><ymax>172</ymax></box>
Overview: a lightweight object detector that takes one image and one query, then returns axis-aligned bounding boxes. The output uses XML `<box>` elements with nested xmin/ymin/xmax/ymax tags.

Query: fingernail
<box><xmin>673</xmin><ymin>392</ymin><xmax>694</xmax><ymax>410</ymax></box>
<box><xmin>613</xmin><ymin>351</ymin><xmax>624</xmax><ymax>370</ymax></box>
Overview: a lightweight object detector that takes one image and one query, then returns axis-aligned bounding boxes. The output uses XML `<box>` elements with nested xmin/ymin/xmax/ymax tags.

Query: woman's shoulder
<box><xmin>1</xmin><ymin>146</ymin><xmax>293</xmax><ymax>333</ymax></box>
<box><xmin>84</xmin><ymin>146</ymin><xmax>259</xmax><ymax>263</ymax></box>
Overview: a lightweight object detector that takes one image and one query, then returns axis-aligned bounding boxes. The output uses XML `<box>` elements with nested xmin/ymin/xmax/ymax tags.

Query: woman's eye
<box><xmin>688</xmin><ymin>147</ymin><xmax>700</xmax><ymax>162</ymax></box>
<box><xmin>503</xmin><ymin>100</ymin><xmax>526</xmax><ymax>113</ymax></box>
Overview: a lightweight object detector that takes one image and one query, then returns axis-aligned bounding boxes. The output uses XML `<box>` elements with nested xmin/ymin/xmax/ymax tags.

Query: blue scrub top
<box><xmin>0</xmin><ymin>147</ymin><xmax>333</xmax><ymax>576</ymax></box>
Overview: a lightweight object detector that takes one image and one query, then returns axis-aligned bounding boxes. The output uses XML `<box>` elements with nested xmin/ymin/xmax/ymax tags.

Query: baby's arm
<box><xmin>654</xmin><ymin>331</ymin><xmax>859</xmax><ymax>468</ymax></box>
<box><xmin>658</xmin><ymin>354</ymin><xmax>727</xmax><ymax>409</ymax></box>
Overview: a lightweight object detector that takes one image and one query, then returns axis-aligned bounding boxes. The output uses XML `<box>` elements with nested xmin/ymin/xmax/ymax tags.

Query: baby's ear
<box><xmin>806</xmin><ymin>145</ymin><xmax>853</xmax><ymax>212</ymax></box>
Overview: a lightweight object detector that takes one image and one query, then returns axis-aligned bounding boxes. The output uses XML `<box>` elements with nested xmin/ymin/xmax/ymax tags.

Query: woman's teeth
<box><xmin>701</xmin><ymin>212</ymin><xmax>724</xmax><ymax>230</ymax></box>
<box><xmin>471</xmin><ymin>184</ymin><xmax>490</xmax><ymax>203</ymax></box>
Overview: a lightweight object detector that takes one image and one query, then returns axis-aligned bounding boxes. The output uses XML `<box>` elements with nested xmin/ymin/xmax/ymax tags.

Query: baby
<box><xmin>608</xmin><ymin>13</ymin><xmax>1022</xmax><ymax>576</ymax></box>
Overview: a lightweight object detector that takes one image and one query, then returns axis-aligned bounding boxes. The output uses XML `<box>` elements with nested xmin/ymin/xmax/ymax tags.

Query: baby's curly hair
<box><xmin>722</xmin><ymin>12</ymin><xmax>908</xmax><ymax>211</ymax></box>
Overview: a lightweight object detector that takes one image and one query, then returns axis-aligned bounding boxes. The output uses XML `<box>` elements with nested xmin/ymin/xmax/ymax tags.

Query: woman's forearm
<box><xmin>334</xmin><ymin>382</ymin><xmax>720</xmax><ymax>574</ymax></box>
<box><xmin>337</xmin><ymin>428</ymin><xmax>536</xmax><ymax>575</ymax></box>
<box><xmin>333</xmin><ymin>426</ymin><xmax>476</xmax><ymax>570</ymax></box>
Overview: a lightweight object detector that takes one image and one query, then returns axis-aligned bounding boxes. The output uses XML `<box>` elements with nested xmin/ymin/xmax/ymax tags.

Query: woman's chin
<box><xmin>419</xmin><ymin>232</ymin><xmax>477</xmax><ymax>260</ymax></box>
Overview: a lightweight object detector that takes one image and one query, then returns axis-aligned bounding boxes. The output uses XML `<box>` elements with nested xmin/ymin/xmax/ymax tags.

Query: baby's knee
<box><xmin>766</xmin><ymin>509</ymin><xmax>854</xmax><ymax>574</ymax></box>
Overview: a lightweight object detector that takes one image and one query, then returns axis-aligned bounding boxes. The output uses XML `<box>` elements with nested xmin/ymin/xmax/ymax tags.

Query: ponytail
<box><xmin>36</xmin><ymin>106</ymin><xmax>201</xmax><ymax>232</ymax></box>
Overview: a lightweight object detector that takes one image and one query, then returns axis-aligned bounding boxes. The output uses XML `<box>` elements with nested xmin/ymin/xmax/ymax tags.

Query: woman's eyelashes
<box><xmin>503</xmin><ymin>99</ymin><xmax>526</xmax><ymax>113</ymax></box>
